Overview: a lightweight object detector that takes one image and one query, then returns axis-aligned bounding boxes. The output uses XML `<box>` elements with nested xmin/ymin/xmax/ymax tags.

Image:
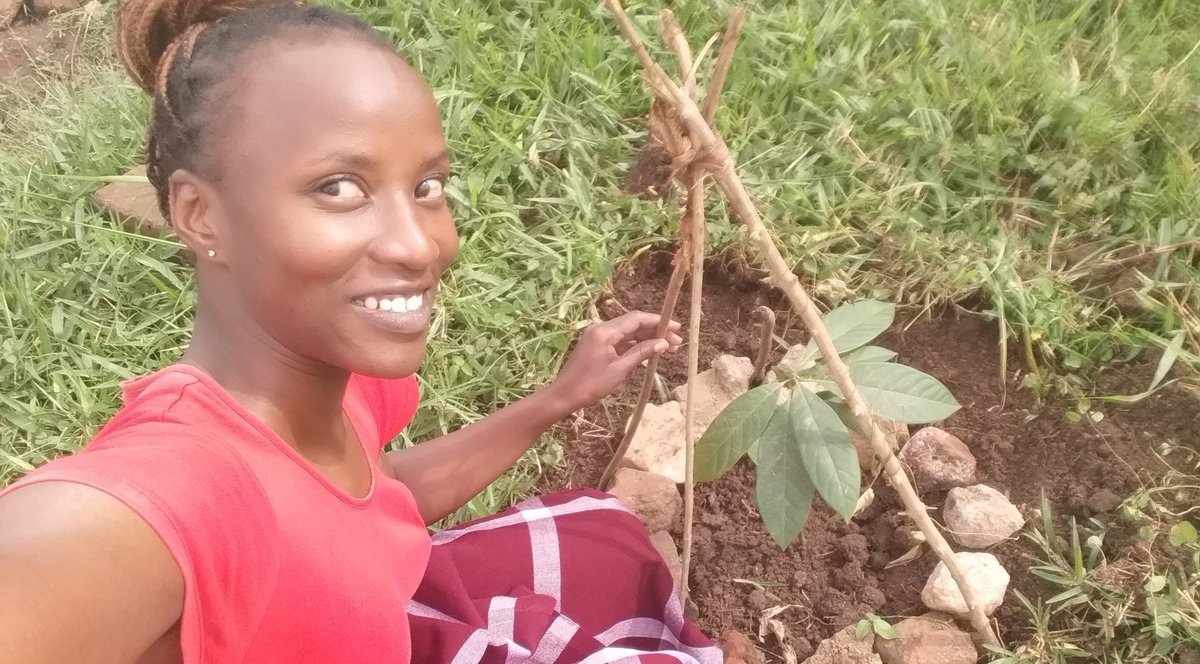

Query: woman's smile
<box><xmin>352</xmin><ymin>286</ymin><xmax>436</xmax><ymax>336</ymax></box>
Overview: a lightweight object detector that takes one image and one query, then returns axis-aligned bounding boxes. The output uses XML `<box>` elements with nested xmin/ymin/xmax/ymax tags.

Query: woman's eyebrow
<box><xmin>307</xmin><ymin>151</ymin><xmax>376</xmax><ymax>170</ymax></box>
<box><xmin>419</xmin><ymin>150</ymin><xmax>451</xmax><ymax>170</ymax></box>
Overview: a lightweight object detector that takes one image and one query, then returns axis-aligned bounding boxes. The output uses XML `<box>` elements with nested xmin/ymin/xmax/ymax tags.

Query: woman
<box><xmin>0</xmin><ymin>0</ymin><xmax>721</xmax><ymax>662</ymax></box>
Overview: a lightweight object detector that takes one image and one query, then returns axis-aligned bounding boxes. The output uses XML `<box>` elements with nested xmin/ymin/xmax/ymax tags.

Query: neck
<box><xmin>181</xmin><ymin>291</ymin><xmax>350</xmax><ymax>457</ymax></box>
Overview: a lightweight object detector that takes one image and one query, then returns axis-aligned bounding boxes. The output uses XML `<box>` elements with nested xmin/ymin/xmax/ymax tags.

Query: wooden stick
<box><xmin>660</xmin><ymin>10</ymin><xmax>697</xmax><ymax>99</ymax></box>
<box><xmin>602</xmin><ymin>0</ymin><xmax>1001</xmax><ymax>647</ymax></box>
<box><xmin>702</xmin><ymin>8</ymin><xmax>745</xmax><ymax>125</ymax></box>
<box><xmin>598</xmin><ymin>257</ymin><xmax>688</xmax><ymax>490</ymax></box>
<box><xmin>679</xmin><ymin>173</ymin><xmax>706</xmax><ymax>604</ymax></box>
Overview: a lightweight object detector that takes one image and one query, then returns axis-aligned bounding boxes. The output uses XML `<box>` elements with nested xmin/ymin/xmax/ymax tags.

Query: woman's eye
<box><xmin>415</xmin><ymin>177</ymin><xmax>446</xmax><ymax>201</ymax></box>
<box><xmin>319</xmin><ymin>178</ymin><xmax>366</xmax><ymax>199</ymax></box>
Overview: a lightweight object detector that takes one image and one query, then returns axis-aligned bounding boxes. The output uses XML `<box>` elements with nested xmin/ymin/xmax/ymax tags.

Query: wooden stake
<box><xmin>601</xmin><ymin>0</ymin><xmax>1001</xmax><ymax>647</ymax></box>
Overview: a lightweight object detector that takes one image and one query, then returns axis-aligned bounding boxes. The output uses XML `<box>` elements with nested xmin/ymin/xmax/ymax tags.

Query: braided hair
<box><xmin>114</xmin><ymin>0</ymin><xmax>391</xmax><ymax>222</ymax></box>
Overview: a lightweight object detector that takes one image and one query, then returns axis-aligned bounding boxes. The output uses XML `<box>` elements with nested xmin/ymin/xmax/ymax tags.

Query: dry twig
<box><xmin>600</xmin><ymin>0</ymin><xmax>1001</xmax><ymax>647</ymax></box>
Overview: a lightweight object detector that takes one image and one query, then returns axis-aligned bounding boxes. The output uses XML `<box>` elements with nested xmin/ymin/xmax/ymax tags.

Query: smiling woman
<box><xmin>0</xmin><ymin>0</ymin><xmax>717</xmax><ymax>662</ymax></box>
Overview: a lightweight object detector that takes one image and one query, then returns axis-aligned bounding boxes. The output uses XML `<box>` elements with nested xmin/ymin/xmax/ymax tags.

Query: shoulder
<box><xmin>0</xmin><ymin>481</ymin><xmax>186</xmax><ymax>664</ymax></box>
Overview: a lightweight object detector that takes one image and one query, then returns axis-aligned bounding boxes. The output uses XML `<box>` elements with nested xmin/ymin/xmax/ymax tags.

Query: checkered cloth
<box><xmin>408</xmin><ymin>489</ymin><xmax>722</xmax><ymax>663</ymax></box>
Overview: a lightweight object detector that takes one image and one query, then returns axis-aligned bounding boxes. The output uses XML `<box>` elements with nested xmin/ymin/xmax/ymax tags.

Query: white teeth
<box><xmin>362</xmin><ymin>293</ymin><xmax>426</xmax><ymax>313</ymax></box>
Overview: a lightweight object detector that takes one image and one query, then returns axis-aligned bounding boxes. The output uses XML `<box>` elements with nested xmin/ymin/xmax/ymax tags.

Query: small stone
<box><xmin>921</xmin><ymin>552</ymin><xmax>1009</xmax><ymax>616</ymax></box>
<box><xmin>875</xmin><ymin>613</ymin><xmax>976</xmax><ymax>664</ymax></box>
<box><xmin>791</xmin><ymin>570</ymin><xmax>808</xmax><ymax>589</ymax></box>
<box><xmin>648</xmin><ymin>531</ymin><xmax>682</xmax><ymax>588</ymax></box>
<box><xmin>943</xmin><ymin>484</ymin><xmax>1025</xmax><ymax>548</ymax></box>
<box><xmin>720</xmin><ymin>630</ymin><xmax>764</xmax><ymax>664</ymax></box>
<box><xmin>29</xmin><ymin>0</ymin><xmax>81</xmax><ymax>15</ymax></box>
<box><xmin>1087</xmin><ymin>489</ymin><xmax>1122</xmax><ymax>514</ymax></box>
<box><xmin>93</xmin><ymin>166</ymin><xmax>170</xmax><ymax>238</ymax></box>
<box><xmin>804</xmin><ymin>625</ymin><xmax>881</xmax><ymax>664</ymax></box>
<box><xmin>624</xmin><ymin>401</ymin><xmax>687</xmax><ymax>483</ymax></box>
<box><xmin>607</xmin><ymin>467</ymin><xmax>682</xmax><ymax>532</ymax></box>
<box><xmin>898</xmin><ymin>428</ymin><xmax>977</xmax><ymax>493</ymax></box>
<box><xmin>747</xmin><ymin>588</ymin><xmax>769</xmax><ymax>611</ymax></box>
<box><xmin>859</xmin><ymin>586</ymin><xmax>887</xmax><ymax>611</ymax></box>
<box><xmin>673</xmin><ymin>354</ymin><xmax>754</xmax><ymax>431</ymax></box>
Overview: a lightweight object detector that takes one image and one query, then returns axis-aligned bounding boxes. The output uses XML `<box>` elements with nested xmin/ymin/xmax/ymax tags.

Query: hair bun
<box><xmin>116</xmin><ymin>0</ymin><xmax>296</xmax><ymax>94</ymax></box>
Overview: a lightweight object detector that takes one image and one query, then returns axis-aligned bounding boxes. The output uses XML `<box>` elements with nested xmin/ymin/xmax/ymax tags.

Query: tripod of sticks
<box><xmin>594</xmin><ymin>0</ymin><xmax>1001</xmax><ymax>649</ymax></box>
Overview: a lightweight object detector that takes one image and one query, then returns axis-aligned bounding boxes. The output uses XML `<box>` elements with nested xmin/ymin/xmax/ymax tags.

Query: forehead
<box><xmin>220</xmin><ymin>38</ymin><xmax>444</xmax><ymax>168</ymax></box>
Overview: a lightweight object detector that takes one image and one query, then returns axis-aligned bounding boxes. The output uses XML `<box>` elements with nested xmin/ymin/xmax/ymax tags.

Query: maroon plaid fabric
<box><xmin>408</xmin><ymin>489</ymin><xmax>722</xmax><ymax>663</ymax></box>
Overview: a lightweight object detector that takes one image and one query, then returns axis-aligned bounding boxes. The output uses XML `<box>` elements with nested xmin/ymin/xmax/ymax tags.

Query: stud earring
<box><xmin>207</xmin><ymin>250</ymin><xmax>216</xmax><ymax>258</ymax></box>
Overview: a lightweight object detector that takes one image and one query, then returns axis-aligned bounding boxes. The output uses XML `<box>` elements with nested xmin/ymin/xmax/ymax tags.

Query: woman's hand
<box><xmin>548</xmin><ymin>311</ymin><xmax>683</xmax><ymax>414</ymax></box>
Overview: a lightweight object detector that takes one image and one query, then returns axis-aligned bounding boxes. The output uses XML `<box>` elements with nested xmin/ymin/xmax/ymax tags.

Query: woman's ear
<box><xmin>168</xmin><ymin>170</ymin><xmax>225</xmax><ymax>263</ymax></box>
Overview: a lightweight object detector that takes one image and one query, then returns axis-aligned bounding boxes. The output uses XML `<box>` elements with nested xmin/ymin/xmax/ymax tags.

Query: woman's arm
<box><xmin>0</xmin><ymin>482</ymin><xmax>183</xmax><ymax>664</ymax></box>
<box><xmin>387</xmin><ymin>311</ymin><xmax>680</xmax><ymax>524</ymax></box>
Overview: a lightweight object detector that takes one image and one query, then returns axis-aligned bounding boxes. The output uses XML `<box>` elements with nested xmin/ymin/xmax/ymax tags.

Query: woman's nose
<box><xmin>370</xmin><ymin>199</ymin><xmax>441</xmax><ymax>272</ymax></box>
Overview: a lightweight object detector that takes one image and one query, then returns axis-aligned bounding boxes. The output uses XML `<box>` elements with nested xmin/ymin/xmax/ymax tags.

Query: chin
<box><xmin>345</xmin><ymin>343</ymin><xmax>428</xmax><ymax>379</ymax></box>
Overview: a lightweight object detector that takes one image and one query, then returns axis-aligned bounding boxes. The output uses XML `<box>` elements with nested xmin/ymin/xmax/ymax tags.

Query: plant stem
<box><xmin>597</xmin><ymin>257</ymin><xmax>687</xmax><ymax>489</ymax></box>
<box><xmin>602</xmin><ymin>0</ymin><xmax>1001</xmax><ymax>647</ymax></box>
<box><xmin>679</xmin><ymin>173</ymin><xmax>706</xmax><ymax>604</ymax></box>
<box><xmin>750</xmin><ymin>305</ymin><xmax>776</xmax><ymax>385</ymax></box>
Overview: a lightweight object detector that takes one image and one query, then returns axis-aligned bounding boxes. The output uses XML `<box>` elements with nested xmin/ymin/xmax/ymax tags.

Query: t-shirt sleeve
<box><xmin>346</xmin><ymin>374</ymin><xmax>420</xmax><ymax>453</ymax></box>
<box><xmin>0</xmin><ymin>433</ymin><xmax>279</xmax><ymax>664</ymax></box>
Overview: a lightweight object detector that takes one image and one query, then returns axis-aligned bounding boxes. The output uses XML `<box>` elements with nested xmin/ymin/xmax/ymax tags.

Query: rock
<box><xmin>93</xmin><ymin>166</ymin><xmax>171</xmax><ymax>238</ymax></box>
<box><xmin>921</xmin><ymin>552</ymin><xmax>1009</xmax><ymax>616</ymax></box>
<box><xmin>720</xmin><ymin>630</ymin><xmax>764</xmax><ymax>664</ymax></box>
<box><xmin>29</xmin><ymin>0</ymin><xmax>80</xmax><ymax>15</ymax></box>
<box><xmin>804</xmin><ymin>625</ymin><xmax>881</xmax><ymax>664</ymax></box>
<box><xmin>898</xmin><ymin>428</ymin><xmax>977</xmax><ymax>493</ymax></box>
<box><xmin>1</xmin><ymin>0</ymin><xmax>22</xmax><ymax>26</ymax></box>
<box><xmin>648</xmin><ymin>531</ymin><xmax>682</xmax><ymax>588</ymax></box>
<box><xmin>1087</xmin><ymin>489</ymin><xmax>1122</xmax><ymax>514</ymax></box>
<box><xmin>771</xmin><ymin>343</ymin><xmax>811</xmax><ymax>379</ymax></box>
<box><xmin>673</xmin><ymin>354</ymin><xmax>754</xmax><ymax>431</ymax></box>
<box><xmin>624</xmin><ymin>401</ymin><xmax>687</xmax><ymax>483</ymax></box>
<box><xmin>607</xmin><ymin>467</ymin><xmax>682</xmax><ymax>532</ymax></box>
<box><xmin>859</xmin><ymin>586</ymin><xmax>887</xmax><ymax>611</ymax></box>
<box><xmin>852</xmin><ymin>420</ymin><xmax>910</xmax><ymax>473</ymax></box>
<box><xmin>1109</xmin><ymin>268</ymin><xmax>1151</xmax><ymax>318</ymax></box>
<box><xmin>943</xmin><ymin>484</ymin><xmax>1025</xmax><ymax>548</ymax></box>
<box><xmin>875</xmin><ymin>613</ymin><xmax>976</xmax><ymax>664</ymax></box>
<box><xmin>747</xmin><ymin>588</ymin><xmax>769</xmax><ymax>611</ymax></box>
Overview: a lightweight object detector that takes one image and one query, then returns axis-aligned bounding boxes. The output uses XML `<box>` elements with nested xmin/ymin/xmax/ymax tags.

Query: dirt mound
<box><xmin>542</xmin><ymin>247</ymin><xmax>1198</xmax><ymax>660</ymax></box>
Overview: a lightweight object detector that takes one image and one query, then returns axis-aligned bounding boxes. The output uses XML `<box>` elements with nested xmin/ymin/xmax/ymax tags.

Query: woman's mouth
<box><xmin>357</xmin><ymin>292</ymin><xmax>424</xmax><ymax>313</ymax></box>
<box><xmin>352</xmin><ymin>289</ymin><xmax>433</xmax><ymax>335</ymax></box>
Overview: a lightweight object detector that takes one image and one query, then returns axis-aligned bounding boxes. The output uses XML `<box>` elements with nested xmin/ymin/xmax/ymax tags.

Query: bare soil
<box><xmin>542</xmin><ymin>246</ymin><xmax>1199</xmax><ymax>660</ymax></box>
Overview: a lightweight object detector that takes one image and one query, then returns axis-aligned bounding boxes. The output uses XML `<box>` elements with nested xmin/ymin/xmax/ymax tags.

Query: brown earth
<box><xmin>542</xmin><ymin>246</ymin><xmax>1199</xmax><ymax>661</ymax></box>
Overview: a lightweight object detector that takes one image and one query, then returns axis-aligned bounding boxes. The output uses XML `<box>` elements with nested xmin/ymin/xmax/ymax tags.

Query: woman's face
<box><xmin>198</xmin><ymin>37</ymin><xmax>458</xmax><ymax>378</ymax></box>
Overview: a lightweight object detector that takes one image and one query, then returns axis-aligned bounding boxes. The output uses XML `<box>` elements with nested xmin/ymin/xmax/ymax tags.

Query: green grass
<box><xmin>3</xmin><ymin>0</ymin><xmax>1200</xmax><ymax>656</ymax></box>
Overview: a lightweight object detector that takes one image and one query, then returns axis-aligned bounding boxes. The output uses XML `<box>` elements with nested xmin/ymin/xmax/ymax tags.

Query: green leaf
<box><xmin>843</xmin><ymin>345</ymin><xmax>898</xmax><ymax>364</ymax></box>
<box><xmin>755</xmin><ymin>408</ymin><xmax>815</xmax><ymax>548</ymax></box>
<box><xmin>872</xmin><ymin>616</ymin><xmax>901</xmax><ymax>640</ymax></box>
<box><xmin>1169</xmin><ymin>521</ymin><xmax>1197</xmax><ymax>546</ymax></box>
<box><xmin>843</xmin><ymin>362</ymin><xmax>960</xmax><ymax>424</ymax></box>
<box><xmin>695</xmin><ymin>384</ymin><xmax>783</xmax><ymax>482</ymax></box>
<box><xmin>789</xmin><ymin>386</ymin><xmax>860</xmax><ymax>519</ymax></box>
<box><xmin>806</xmin><ymin>300</ymin><xmax>895</xmax><ymax>359</ymax></box>
<box><xmin>1145</xmin><ymin>575</ymin><xmax>1167</xmax><ymax>594</ymax></box>
<box><xmin>855</xmin><ymin>619</ymin><xmax>872</xmax><ymax>640</ymax></box>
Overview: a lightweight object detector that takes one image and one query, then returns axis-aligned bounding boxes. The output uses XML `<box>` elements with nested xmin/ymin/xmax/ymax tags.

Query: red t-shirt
<box><xmin>1</xmin><ymin>364</ymin><xmax>432</xmax><ymax>663</ymax></box>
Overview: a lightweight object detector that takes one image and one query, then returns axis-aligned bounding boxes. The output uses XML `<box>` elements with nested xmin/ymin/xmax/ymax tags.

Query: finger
<box><xmin>613</xmin><ymin>338</ymin><xmax>670</xmax><ymax>375</ymax></box>
<box><xmin>603</xmin><ymin>311</ymin><xmax>679</xmax><ymax>341</ymax></box>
